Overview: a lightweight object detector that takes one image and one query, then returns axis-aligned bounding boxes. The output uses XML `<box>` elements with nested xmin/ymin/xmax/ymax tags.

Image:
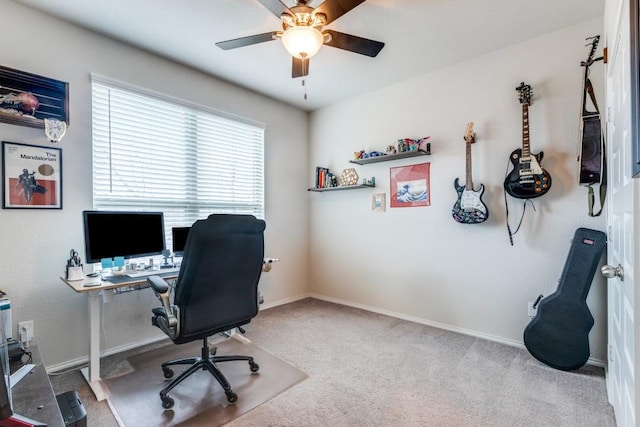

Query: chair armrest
<box><xmin>148</xmin><ymin>275</ymin><xmax>169</xmax><ymax>293</ymax></box>
<box><xmin>147</xmin><ymin>276</ymin><xmax>177</xmax><ymax>328</ymax></box>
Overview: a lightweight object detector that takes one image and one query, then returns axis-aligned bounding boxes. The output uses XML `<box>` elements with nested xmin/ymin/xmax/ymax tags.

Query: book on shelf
<box><xmin>315</xmin><ymin>167</ymin><xmax>332</xmax><ymax>188</ymax></box>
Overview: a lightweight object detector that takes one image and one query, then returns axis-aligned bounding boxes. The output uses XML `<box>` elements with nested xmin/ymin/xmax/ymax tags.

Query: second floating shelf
<box><xmin>308</xmin><ymin>184</ymin><xmax>375</xmax><ymax>192</ymax></box>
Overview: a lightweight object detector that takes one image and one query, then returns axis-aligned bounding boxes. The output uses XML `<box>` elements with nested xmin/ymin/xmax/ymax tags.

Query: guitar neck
<box><xmin>465</xmin><ymin>138</ymin><xmax>473</xmax><ymax>189</ymax></box>
<box><xmin>521</xmin><ymin>103</ymin><xmax>531</xmax><ymax>158</ymax></box>
<box><xmin>581</xmin><ymin>67</ymin><xmax>591</xmax><ymax>116</ymax></box>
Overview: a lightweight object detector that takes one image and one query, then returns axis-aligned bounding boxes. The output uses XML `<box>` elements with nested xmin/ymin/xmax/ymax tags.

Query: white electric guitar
<box><xmin>452</xmin><ymin>122</ymin><xmax>489</xmax><ymax>224</ymax></box>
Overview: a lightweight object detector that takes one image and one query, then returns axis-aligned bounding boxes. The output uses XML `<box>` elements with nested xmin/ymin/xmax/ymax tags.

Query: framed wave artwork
<box><xmin>389</xmin><ymin>162</ymin><xmax>430</xmax><ymax>208</ymax></box>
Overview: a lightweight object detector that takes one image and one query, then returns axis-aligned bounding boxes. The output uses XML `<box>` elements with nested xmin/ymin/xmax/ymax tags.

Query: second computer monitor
<box><xmin>172</xmin><ymin>226</ymin><xmax>191</xmax><ymax>255</ymax></box>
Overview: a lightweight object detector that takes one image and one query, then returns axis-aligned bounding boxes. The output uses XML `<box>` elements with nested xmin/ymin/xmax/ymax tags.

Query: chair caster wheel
<box><xmin>161</xmin><ymin>396</ymin><xmax>174</xmax><ymax>409</ymax></box>
<box><xmin>249</xmin><ymin>361</ymin><xmax>259</xmax><ymax>373</ymax></box>
<box><xmin>226</xmin><ymin>391</ymin><xmax>238</xmax><ymax>404</ymax></box>
<box><xmin>163</xmin><ymin>368</ymin><xmax>174</xmax><ymax>379</ymax></box>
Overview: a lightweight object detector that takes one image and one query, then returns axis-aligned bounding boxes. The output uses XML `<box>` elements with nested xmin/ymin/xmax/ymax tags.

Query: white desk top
<box><xmin>61</xmin><ymin>257</ymin><xmax>277</xmax><ymax>293</ymax></box>
<box><xmin>60</xmin><ymin>273</ymin><xmax>178</xmax><ymax>293</ymax></box>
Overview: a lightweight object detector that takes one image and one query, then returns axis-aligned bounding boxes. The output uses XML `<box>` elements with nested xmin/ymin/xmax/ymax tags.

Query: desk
<box><xmin>60</xmin><ymin>259</ymin><xmax>277</xmax><ymax>401</ymax></box>
<box><xmin>11</xmin><ymin>344</ymin><xmax>66</xmax><ymax>426</ymax></box>
<box><xmin>60</xmin><ymin>273</ymin><xmax>178</xmax><ymax>401</ymax></box>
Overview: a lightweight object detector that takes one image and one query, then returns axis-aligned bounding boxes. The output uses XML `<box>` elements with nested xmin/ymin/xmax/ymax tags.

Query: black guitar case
<box><xmin>523</xmin><ymin>228</ymin><xmax>606</xmax><ymax>370</ymax></box>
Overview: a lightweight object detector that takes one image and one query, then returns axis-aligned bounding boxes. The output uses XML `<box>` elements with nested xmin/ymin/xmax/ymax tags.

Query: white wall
<box><xmin>308</xmin><ymin>18</ymin><xmax>608</xmax><ymax>361</ymax></box>
<box><xmin>0</xmin><ymin>2</ymin><xmax>309</xmax><ymax>367</ymax></box>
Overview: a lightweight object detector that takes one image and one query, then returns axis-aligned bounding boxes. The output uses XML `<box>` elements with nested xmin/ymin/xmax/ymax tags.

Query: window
<box><xmin>91</xmin><ymin>75</ymin><xmax>265</xmax><ymax>250</ymax></box>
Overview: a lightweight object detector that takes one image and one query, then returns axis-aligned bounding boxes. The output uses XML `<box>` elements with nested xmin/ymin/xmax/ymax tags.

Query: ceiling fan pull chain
<box><xmin>303</xmin><ymin>78</ymin><xmax>307</xmax><ymax>100</ymax></box>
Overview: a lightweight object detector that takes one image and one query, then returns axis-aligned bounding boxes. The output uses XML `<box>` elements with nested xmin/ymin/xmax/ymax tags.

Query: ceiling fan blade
<box><xmin>256</xmin><ymin>0</ymin><xmax>294</xmax><ymax>18</ymax></box>
<box><xmin>314</xmin><ymin>0</ymin><xmax>367</xmax><ymax>25</ymax></box>
<box><xmin>323</xmin><ymin>30</ymin><xmax>384</xmax><ymax>57</ymax></box>
<box><xmin>292</xmin><ymin>57</ymin><xmax>309</xmax><ymax>78</ymax></box>
<box><xmin>215</xmin><ymin>32</ymin><xmax>279</xmax><ymax>50</ymax></box>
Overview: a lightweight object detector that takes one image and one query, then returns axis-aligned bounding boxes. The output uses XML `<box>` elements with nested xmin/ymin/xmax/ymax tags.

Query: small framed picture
<box><xmin>372</xmin><ymin>193</ymin><xmax>386</xmax><ymax>213</ymax></box>
<box><xmin>2</xmin><ymin>141</ymin><xmax>62</xmax><ymax>209</ymax></box>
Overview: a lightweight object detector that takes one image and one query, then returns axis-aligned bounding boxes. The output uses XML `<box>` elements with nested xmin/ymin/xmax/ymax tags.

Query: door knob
<box><xmin>601</xmin><ymin>264</ymin><xmax>624</xmax><ymax>280</ymax></box>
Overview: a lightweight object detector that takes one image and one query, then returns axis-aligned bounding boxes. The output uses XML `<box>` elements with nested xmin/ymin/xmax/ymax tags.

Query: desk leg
<box><xmin>80</xmin><ymin>291</ymin><xmax>108</xmax><ymax>401</ymax></box>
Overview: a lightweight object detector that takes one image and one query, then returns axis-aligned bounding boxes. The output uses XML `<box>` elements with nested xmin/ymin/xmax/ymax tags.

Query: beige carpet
<box><xmin>49</xmin><ymin>299</ymin><xmax>615</xmax><ymax>426</ymax></box>
<box><xmin>102</xmin><ymin>338</ymin><xmax>308</xmax><ymax>426</ymax></box>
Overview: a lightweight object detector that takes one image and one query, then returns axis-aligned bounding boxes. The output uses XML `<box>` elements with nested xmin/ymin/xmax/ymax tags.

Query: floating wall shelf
<box><xmin>308</xmin><ymin>184</ymin><xmax>375</xmax><ymax>192</ymax></box>
<box><xmin>349</xmin><ymin>145</ymin><xmax>431</xmax><ymax>165</ymax></box>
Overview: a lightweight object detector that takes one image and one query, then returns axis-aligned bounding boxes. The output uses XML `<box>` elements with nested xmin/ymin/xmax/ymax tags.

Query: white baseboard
<box><xmin>46</xmin><ymin>334</ymin><xmax>170</xmax><ymax>374</ymax></box>
<box><xmin>306</xmin><ymin>293</ymin><xmax>606</xmax><ymax>368</ymax></box>
<box><xmin>259</xmin><ymin>293</ymin><xmax>311</xmax><ymax>311</ymax></box>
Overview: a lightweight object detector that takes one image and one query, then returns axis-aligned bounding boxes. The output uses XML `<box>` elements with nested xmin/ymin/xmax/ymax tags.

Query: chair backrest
<box><xmin>173</xmin><ymin>214</ymin><xmax>265</xmax><ymax>343</ymax></box>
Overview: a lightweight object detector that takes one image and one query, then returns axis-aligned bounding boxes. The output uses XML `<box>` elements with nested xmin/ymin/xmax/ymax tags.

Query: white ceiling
<box><xmin>11</xmin><ymin>0</ymin><xmax>604</xmax><ymax>111</ymax></box>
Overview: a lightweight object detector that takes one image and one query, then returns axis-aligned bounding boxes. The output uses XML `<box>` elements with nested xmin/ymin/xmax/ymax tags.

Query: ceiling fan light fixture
<box><xmin>281</xmin><ymin>25</ymin><xmax>324</xmax><ymax>59</ymax></box>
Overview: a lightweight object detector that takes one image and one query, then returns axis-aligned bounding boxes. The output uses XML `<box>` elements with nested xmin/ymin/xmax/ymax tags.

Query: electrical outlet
<box><xmin>18</xmin><ymin>321</ymin><xmax>34</xmax><ymax>344</ymax></box>
<box><xmin>527</xmin><ymin>302</ymin><xmax>537</xmax><ymax>318</ymax></box>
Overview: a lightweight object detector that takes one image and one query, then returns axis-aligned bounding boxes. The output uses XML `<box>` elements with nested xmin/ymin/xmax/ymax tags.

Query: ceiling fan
<box><xmin>215</xmin><ymin>0</ymin><xmax>385</xmax><ymax>79</ymax></box>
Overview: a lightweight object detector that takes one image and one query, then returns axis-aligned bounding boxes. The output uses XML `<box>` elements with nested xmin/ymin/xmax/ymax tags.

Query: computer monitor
<box><xmin>82</xmin><ymin>211</ymin><xmax>166</xmax><ymax>263</ymax></box>
<box><xmin>171</xmin><ymin>227</ymin><xmax>191</xmax><ymax>255</ymax></box>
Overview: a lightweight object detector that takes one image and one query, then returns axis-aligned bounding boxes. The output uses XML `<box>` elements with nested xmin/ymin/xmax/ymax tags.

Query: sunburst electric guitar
<box><xmin>452</xmin><ymin>123</ymin><xmax>489</xmax><ymax>224</ymax></box>
<box><xmin>504</xmin><ymin>82</ymin><xmax>552</xmax><ymax>199</ymax></box>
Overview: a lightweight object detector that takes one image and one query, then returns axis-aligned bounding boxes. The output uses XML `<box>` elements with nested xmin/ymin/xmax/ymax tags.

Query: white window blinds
<box><xmin>91</xmin><ymin>76</ymin><xmax>265</xmax><ymax>241</ymax></box>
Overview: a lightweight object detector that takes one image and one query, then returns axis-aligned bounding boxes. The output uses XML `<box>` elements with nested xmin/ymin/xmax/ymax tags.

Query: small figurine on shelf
<box><xmin>362</xmin><ymin>177</ymin><xmax>375</xmax><ymax>186</ymax></box>
<box><xmin>368</xmin><ymin>151</ymin><xmax>385</xmax><ymax>157</ymax></box>
<box><xmin>357</xmin><ymin>150</ymin><xmax>386</xmax><ymax>159</ymax></box>
<box><xmin>416</xmin><ymin>136</ymin><xmax>431</xmax><ymax>151</ymax></box>
<box><xmin>397</xmin><ymin>136</ymin><xmax>431</xmax><ymax>153</ymax></box>
<box><xmin>386</xmin><ymin>145</ymin><xmax>397</xmax><ymax>154</ymax></box>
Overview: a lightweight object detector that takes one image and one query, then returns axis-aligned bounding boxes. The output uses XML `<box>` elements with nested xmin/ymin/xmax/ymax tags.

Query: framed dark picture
<box><xmin>0</xmin><ymin>65</ymin><xmax>69</xmax><ymax>129</ymax></box>
<box><xmin>2</xmin><ymin>141</ymin><xmax>62</xmax><ymax>209</ymax></box>
<box><xmin>632</xmin><ymin>0</ymin><xmax>640</xmax><ymax>177</ymax></box>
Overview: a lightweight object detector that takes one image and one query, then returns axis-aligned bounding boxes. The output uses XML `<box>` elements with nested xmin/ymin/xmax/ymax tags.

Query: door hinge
<box><xmin>608</xmin><ymin>344</ymin><xmax>614</xmax><ymax>362</ymax></box>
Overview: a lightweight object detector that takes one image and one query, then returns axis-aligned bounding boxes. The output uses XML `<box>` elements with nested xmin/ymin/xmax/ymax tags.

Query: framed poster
<box><xmin>2</xmin><ymin>141</ymin><xmax>62</xmax><ymax>209</ymax></box>
<box><xmin>390</xmin><ymin>162</ymin><xmax>430</xmax><ymax>208</ymax></box>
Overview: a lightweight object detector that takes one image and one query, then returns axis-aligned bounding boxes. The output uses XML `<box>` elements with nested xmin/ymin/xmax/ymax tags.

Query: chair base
<box><xmin>159</xmin><ymin>337</ymin><xmax>259</xmax><ymax>409</ymax></box>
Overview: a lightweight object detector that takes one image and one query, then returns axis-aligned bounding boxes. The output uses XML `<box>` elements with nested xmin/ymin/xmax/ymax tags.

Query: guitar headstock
<box><xmin>582</xmin><ymin>35</ymin><xmax>601</xmax><ymax>66</ymax></box>
<box><xmin>464</xmin><ymin>122</ymin><xmax>475</xmax><ymax>144</ymax></box>
<box><xmin>516</xmin><ymin>82</ymin><xmax>532</xmax><ymax>105</ymax></box>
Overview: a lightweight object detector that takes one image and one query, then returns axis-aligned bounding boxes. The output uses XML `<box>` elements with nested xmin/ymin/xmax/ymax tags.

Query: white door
<box><xmin>604</xmin><ymin>0</ymin><xmax>636</xmax><ymax>425</ymax></box>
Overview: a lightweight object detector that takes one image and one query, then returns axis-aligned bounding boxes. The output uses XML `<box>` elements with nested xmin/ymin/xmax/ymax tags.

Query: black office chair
<box><xmin>148</xmin><ymin>214</ymin><xmax>265</xmax><ymax>409</ymax></box>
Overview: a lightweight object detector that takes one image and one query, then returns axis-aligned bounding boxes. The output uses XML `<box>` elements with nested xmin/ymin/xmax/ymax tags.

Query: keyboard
<box><xmin>126</xmin><ymin>266</ymin><xmax>180</xmax><ymax>278</ymax></box>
